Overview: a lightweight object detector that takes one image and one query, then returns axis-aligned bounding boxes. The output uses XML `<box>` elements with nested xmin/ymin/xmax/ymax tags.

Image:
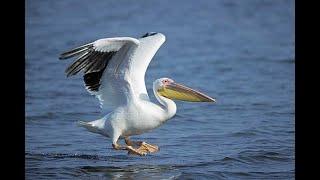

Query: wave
<box><xmin>25</xmin><ymin>152</ymin><xmax>128</xmax><ymax>161</ymax></box>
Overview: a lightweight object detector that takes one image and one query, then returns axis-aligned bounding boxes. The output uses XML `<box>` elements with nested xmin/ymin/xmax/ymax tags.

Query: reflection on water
<box><xmin>80</xmin><ymin>165</ymin><xmax>179</xmax><ymax>179</ymax></box>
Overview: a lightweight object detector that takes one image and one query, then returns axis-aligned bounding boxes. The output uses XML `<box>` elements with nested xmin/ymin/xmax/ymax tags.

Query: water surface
<box><xmin>26</xmin><ymin>0</ymin><xmax>295</xmax><ymax>179</ymax></box>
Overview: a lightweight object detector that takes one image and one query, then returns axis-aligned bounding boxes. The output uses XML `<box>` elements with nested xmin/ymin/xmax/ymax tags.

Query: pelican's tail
<box><xmin>77</xmin><ymin>120</ymin><xmax>90</xmax><ymax>127</ymax></box>
<box><xmin>77</xmin><ymin>120</ymin><xmax>101</xmax><ymax>134</ymax></box>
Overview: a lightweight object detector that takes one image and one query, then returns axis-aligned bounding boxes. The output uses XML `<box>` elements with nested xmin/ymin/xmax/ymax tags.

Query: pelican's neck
<box><xmin>153</xmin><ymin>87</ymin><xmax>177</xmax><ymax>120</ymax></box>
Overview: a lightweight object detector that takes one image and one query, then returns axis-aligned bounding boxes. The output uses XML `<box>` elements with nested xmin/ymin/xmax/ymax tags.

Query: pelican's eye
<box><xmin>162</xmin><ymin>79</ymin><xmax>171</xmax><ymax>85</ymax></box>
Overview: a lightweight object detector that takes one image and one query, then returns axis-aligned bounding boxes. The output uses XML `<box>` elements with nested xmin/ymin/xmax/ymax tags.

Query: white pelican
<box><xmin>59</xmin><ymin>32</ymin><xmax>216</xmax><ymax>156</ymax></box>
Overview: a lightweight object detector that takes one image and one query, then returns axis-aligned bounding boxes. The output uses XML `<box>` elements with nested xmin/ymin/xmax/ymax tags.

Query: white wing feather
<box><xmin>97</xmin><ymin>33</ymin><xmax>166</xmax><ymax>110</ymax></box>
<box><xmin>93</xmin><ymin>37</ymin><xmax>140</xmax><ymax>52</ymax></box>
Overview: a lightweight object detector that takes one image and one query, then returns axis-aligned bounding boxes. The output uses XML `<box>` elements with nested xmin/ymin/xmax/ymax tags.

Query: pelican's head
<box><xmin>154</xmin><ymin>78</ymin><xmax>216</xmax><ymax>102</ymax></box>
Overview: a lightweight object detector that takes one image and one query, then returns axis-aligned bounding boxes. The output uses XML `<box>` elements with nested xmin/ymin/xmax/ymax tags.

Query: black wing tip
<box><xmin>83</xmin><ymin>69</ymin><xmax>106</xmax><ymax>92</ymax></box>
<box><xmin>59</xmin><ymin>51</ymin><xmax>75</xmax><ymax>60</ymax></box>
<box><xmin>66</xmin><ymin>72</ymin><xmax>72</xmax><ymax>78</ymax></box>
<box><xmin>59</xmin><ymin>55</ymin><xmax>67</xmax><ymax>60</ymax></box>
<box><xmin>60</xmin><ymin>43</ymin><xmax>115</xmax><ymax>85</ymax></box>
<box><xmin>58</xmin><ymin>43</ymin><xmax>94</xmax><ymax>60</ymax></box>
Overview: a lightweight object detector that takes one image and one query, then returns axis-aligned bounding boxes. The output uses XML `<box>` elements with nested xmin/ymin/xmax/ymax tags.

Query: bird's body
<box><xmin>82</xmin><ymin>93</ymin><xmax>175</xmax><ymax>138</ymax></box>
<box><xmin>59</xmin><ymin>32</ymin><xmax>215</xmax><ymax>155</ymax></box>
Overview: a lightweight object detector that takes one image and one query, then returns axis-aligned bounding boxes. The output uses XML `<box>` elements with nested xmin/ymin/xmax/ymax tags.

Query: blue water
<box><xmin>26</xmin><ymin>0</ymin><xmax>295</xmax><ymax>179</ymax></box>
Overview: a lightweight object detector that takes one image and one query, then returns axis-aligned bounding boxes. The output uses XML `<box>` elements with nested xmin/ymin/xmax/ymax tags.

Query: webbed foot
<box><xmin>127</xmin><ymin>145</ymin><xmax>147</xmax><ymax>156</ymax></box>
<box><xmin>137</xmin><ymin>142</ymin><xmax>159</xmax><ymax>153</ymax></box>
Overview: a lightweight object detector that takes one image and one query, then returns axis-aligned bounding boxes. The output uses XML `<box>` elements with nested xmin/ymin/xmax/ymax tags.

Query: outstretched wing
<box><xmin>59</xmin><ymin>33</ymin><xmax>165</xmax><ymax>110</ymax></box>
<box><xmin>126</xmin><ymin>33</ymin><xmax>166</xmax><ymax>102</ymax></box>
<box><xmin>59</xmin><ymin>37</ymin><xmax>140</xmax><ymax>108</ymax></box>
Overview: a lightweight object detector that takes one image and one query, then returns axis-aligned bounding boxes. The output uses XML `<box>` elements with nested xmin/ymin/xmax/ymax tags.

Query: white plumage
<box><xmin>95</xmin><ymin>33</ymin><xmax>165</xmax><ymax>109</ymax></box>
<box><xmin>59</xmin><ymin>32</ymin><xmax>215</xmax><ymax>155</ymax></box>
